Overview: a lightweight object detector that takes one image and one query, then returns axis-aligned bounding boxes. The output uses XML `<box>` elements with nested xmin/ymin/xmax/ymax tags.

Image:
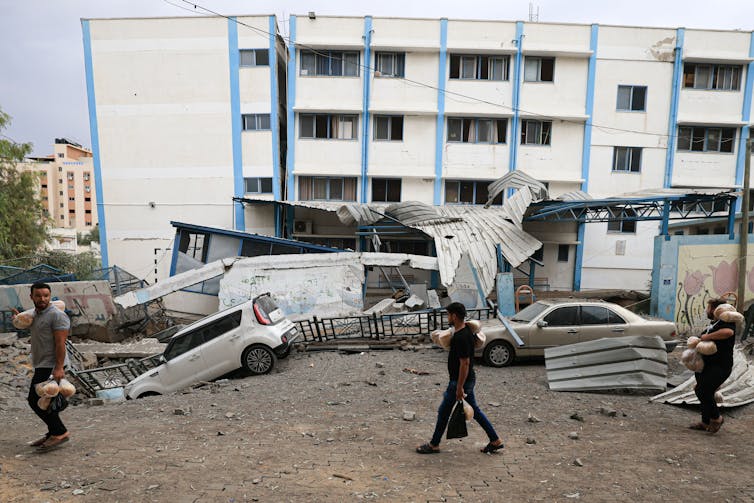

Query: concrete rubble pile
<box><xmin>0</xmin><ymin>332</ymin><xmax>32</xmax><ymax>409</ymax></box>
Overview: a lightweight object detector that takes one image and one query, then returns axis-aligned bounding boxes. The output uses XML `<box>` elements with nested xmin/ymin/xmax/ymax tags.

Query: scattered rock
<box><xmin>225</xmin><ymin>412</ymin><xmax>235</xmax><ymax>419</ymax></box>
<box><xmin>665</xmin><ymin>458</ymin><xmax>675</xmax><ymax>465</ymax></box>
<box><xmin>570</xmin><ymin>412</ymin><xmax>584</xmax><ymax>422</ymax></box>
<box><xmin>365</xmin><ymin>380</ymin><xmax>377</xmax><ymax>387</ymax></box>
<box><xmin>147</xmin><ymin>484</ymin><xmax>159</xmax><ymax>490</ymax></box>
<box><xmin>375</xmin><ymin>362</ymin><xmax>384</xmax><ymax>368</ymax></box>
<box><xmin>0</xmin><ymin>333</ymin><xmax>18</xmax><ymax>347</ymax></box>
<box><xmin>599</xmin><ymin>407</ymin><xmax>617</xmax><ymax>417</ymax></box>
<box><xmin>568</xmin><ymin>431</ymin><xmax>579</xmax><ymax>440</ymax></box>
<box><xmin>174</xmin><ymin>407</ymin><xmax>190</xmax><ymax>416</ymax></box>
<box><xmin>527</xmin><ymin>412</ymin><xmax>541</xmax><ymax>423</ymax></box>
<box><xmin>72</xmin><ymin>489</ymin><xmax>85</xmax><ymax>495</ymax></box>
<box><xmin>573</xmin><ymin>458</ymin><xmax>584</xmax><ymax>467</ymax></box>
<box><xmin>489</xmin><ymin>402</ymin><xmax>501</xmax><ymax>407</ymax></box>
<box><xmin>403</xmin><ymin>411</ymin><xmax>416</xmax><ymax>421</ymax></box>
<box><xmin>88</xmin><ymin>398</ymin><xmax>105</xmax><ymax>406</ymax></box>
<box><xmin>526</xmin><ymin>437</ymin><xmax>537</xmax><ymax>445</ymax></box>
<box><xmin>564</xmin><ymin>492</ymin><xmax>580</xmax><ymax>499</ymax></box>
<box><xmin>60</xmin><ymin>480</ymin><xmax>71</xmax><ymax>489</ymax></box>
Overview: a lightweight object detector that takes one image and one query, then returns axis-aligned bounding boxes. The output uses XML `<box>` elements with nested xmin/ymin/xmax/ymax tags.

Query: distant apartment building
<box><xmin>21</xmin><ymin>138</ymin><xmax>97</xmax><ymax>231</ymax></box>
<box><xmin>84</xmin><ymin>15</ymin><xmax>754</xmax><ymax>291</ymax></box>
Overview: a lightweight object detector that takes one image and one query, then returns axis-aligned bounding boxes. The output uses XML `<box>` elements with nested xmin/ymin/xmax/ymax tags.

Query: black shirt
<box><xmin>702</xmin><ymin>320</ymin><xmax>736</xmax><ymax>370</ymax></box>
<box><xmin>448</xmin><ymin>325</ymin><xmax>476</xmax><ymax>382</ymax></box>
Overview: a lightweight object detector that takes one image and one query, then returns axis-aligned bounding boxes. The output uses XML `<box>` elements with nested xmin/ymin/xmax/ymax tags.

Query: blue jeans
<box><xmin>430</xmin><ymin>378</ymin><xmax>500</xmax><ymax>447</ymax></box>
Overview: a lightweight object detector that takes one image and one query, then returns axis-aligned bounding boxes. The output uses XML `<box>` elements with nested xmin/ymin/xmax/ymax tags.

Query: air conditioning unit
<box><xmin>294</xmin><ymin>220</ymin><xmax>313</xmax><ymax>234</ymax></box>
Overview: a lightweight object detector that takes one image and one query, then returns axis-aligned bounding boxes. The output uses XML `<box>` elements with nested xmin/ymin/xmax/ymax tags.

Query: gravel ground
<box><xmin>1</xmin><ymin>347</ymin><xmax>753</xmax><ymax>502</ymax></box>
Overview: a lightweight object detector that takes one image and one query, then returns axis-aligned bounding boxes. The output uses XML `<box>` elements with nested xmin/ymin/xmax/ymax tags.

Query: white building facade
<box><xmin>84</xmin><ymin>14</ymin><xmax>754</xmax><ymax>292</ymax></box>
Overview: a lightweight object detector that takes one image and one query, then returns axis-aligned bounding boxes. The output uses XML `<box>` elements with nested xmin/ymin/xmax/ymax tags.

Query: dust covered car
<box><xmin>478</xmin><ymin>299</ymin><xmax>678</xmax><ymax>367</ymax></box>
<box><xmin>125</xmin><ymin>294</ymin><xmax>297</xmax><ymax>398</ymax></box>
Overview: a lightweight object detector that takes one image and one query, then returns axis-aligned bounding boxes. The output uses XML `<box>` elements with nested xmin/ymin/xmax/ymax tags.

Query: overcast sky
<box><xmin>0</xmin><ymin>0</ymin><xmax>752</xmax><ymax>155</ymax></box>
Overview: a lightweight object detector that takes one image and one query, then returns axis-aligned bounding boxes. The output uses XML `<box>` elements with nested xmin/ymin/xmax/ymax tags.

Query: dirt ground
<box><xmin>1</xmin><ymin>347</ymin><xmax>753</xmax><ymax>503</ymax></box>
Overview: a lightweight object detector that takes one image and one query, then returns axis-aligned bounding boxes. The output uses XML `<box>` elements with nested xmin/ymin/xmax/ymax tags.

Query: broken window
<box><xmin>299</xmin><ymin>50</ymin><xmax>360</xmax><ymax>76</ymax></box>
<box><xmin>374</xmin><ymin>116</ymin><xmax>403</xmax><ymax>141</ymax></box>
<box><xmin>521</xmin><ymin>120</ymin><xmax>552</xmax><ymax>145</ymax></box>
<box><xmin>523</xmin><ymin>57</ymin><xmax>554</xmax><ymax>82</ymax></box>
<box><xmin>449</xmin><ymin>54</ymin><xmax>509</xmax><ymax>81</ymax></box>
<box><xmin>372</xmin><ymin>178</ymin><xmax>402</xmax><ymax>202</ymax></box>
<box><xmin>179</xmin><ymin>231</ymin><xmax>209</xmax><ymax>262</ymax></box>
<box><xmin>677</xmin><ymin>126</ymin><xmax>735</xmax><ymax>153</ymax></box>
<box><xmin>447</xmin><ymin>118</ymin><xmax>507</xmax><ymax>144</ymax></box>
<box><xmin>607</xmin><ymin>209</ymin><xmax>637</xmax><ymax>234</ymax></box>
<box><xmin>612</xmin><ymin>147</ymin><xmax>642</xmax><ymax>172</ymax></box>
<box><xmin>683</xmin><ymin>63</ymin><xmax>741</xmax><ymax>90</ymax></box>
<box><xmin>239</xmin><ymin>49</ymin><xmax>269</xmax><ymax>67</ymax></box>
<box><xmin>375</xmin><ymin>52</ymin><xmax>405</xmax><ymax>77</ymax></box>
<box><xmin>616</xmin><ymin>85</ymin><xmax>647</xmax><ymax>111</ymax></box>
<box><xmin>242</xmin><ymin>114</ymin><xmax>271</xmax><ymax>131</ymax></box>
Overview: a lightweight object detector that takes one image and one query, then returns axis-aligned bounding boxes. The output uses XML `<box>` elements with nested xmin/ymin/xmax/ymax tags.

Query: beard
<box><xmin>34</xmin><ymin>299</ymin><xmax>50</xmax><ymax>311</ymax></box>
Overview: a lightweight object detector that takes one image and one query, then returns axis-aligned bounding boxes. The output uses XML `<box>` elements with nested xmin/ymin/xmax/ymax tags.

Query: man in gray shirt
<box><xmin>13</xmin><ymin>282</ymin><xmax>71</xmax><ymax>449</ymax></box>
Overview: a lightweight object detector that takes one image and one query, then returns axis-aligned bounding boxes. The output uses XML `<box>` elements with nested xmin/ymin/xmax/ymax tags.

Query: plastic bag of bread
<box><xmin>462</xmin><ymin>399</ymin><xmax>474</xmax><ymax>421</ymax></box>
<box><xmin>681</xmin><ymin>348</ymin><xmax>704</xmax><ymax>372</ymax></box>
<box><xmin>11</xmin><ymin>300</ymin><xmax>66</xmax><ymax>330</ymax></box>
<box><xmin>465</xmin><ymin>320</ymin><xmax>487</xmax><ymax>349</ymax></box>
<box><xmin>59</xmin><ymin>378</ymin><xmax>76</xmax><ymax>398</ymax></box>
<box><xmin>686</xmin><ymin>336</ymin><xmax>701</xmax><ymax>349</ymax></box>
<box><xmin>430</xmin><ymin>328</ymin><xmax>453</xmax><ymax>350</ymax></box>
<box><xmin>696</xmin><ymin>341</ymin><xmax>718</xmax><ymax>355</ymax></box>
<box><xmin>35</xmin><ymin>379</ymin><xmax>60</xmax><ymax>398</ymax></box>
<box><xmin>37</xmin><ymin>396</ymin><xmax>52</xmax><ymax>411</ymax></box>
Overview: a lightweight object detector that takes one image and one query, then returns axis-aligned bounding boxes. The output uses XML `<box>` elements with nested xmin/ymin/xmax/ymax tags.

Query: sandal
<box><xmin>29</xmin><ymin>433</ymin><xmax>51</xmax><ymax>447</ymax></box>
<box><xmin>481</xmin><ymin>442</ymin><xmax>505</xmax><ymax>453</ymax></box>
<box><xmin>707</xmin><ymin>417</ymin><xmax>724</xmax><ymax>434</ymax></box>
<box><xmin>416</xmin><ymin>443</ymin><xmax>440</xmax><ymax>454</ymax></box>
<box><xmin>39</xmin><ymin>433</ymin><xmax>70</xmax><ymax>450</ymax></box>
<box><xmin>688</xmin><ymin>422</ymin><xmax>709</xmax><ymax>431</ymax></box>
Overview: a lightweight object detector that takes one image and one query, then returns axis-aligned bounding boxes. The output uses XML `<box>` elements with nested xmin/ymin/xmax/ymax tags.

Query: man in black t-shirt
<box><xmin>416</xmin><ymin>302</ymin><xmax>504</xmax><ymax>454</ymax></box>
<box><xmin>689</xmin><ymin>299</ymin><xmax>736</xmax><ymax>434</ymax></box>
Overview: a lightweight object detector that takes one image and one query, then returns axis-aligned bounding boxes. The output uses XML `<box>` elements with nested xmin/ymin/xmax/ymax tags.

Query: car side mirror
<box><xmin>537</xmin><ymin>320</ymin><xmax>548</xmax><ymax>328</ymax></box>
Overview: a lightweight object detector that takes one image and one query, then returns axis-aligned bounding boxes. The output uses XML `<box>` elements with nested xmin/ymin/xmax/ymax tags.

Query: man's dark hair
<box><xmin>707</xmin><ymin>298</ymin><xmax>728</xmax><ymax>311</ymax></box>
<box><xmin>30</xmin><ymin>282</ymin><xmax>52</xmax><ymax>294</ymax></box>
<box><xmin>446</xmin><ymin>302</ymin><xmax>466</xmax><ymax>320</ymax></box>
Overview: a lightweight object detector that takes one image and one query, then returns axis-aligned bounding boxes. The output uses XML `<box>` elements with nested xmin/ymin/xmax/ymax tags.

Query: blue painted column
<box><xmin>508</xmin><ymin>21</ymin><xmax>524</xmax><ymax>174</ymax></box>
<box><xmin>286</xmin><ymin>16</ymin><xmax>297</xmax><ymax>201</ymax></box>
<box><xmin>735</xmin><ymin>31</ymin><xmax>754</xmax><ymax>210</ymax></box>
<box><xmin>663</xmin><ymin>28</ymin><xmax>685</xmax><ymax>189</ymax></box>
<box><xmin>360</xmin><ymin>16</ymin><xmax>373</xmax><ymax>203</ymax></box>
<box><xmin>268</xmin><ymin>15</ymin><xmax>283</xmax><ymax>237</ymax></box>
<box><xmin>433</xmin><ymin>18</ymin><xmax>448</xmax><ymax>205</ymax></box>
<box><xmin>81</xmin><ymin>20</ymin><xmax>109</xmax><ymax>269</ymax></box>
<box><xmin>227</xmin><ymin>18</ymin><xmax>245</xmax><ymax>230</ymax></box>
<box><xmin>572</xmin><ymin>24</ymin><xmax>599</xmax><ymax>292</ymax></box>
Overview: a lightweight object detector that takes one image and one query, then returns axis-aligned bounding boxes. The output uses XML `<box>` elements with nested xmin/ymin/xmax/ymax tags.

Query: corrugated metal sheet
<box><xmin>545</xmin><ymin>336</ymin><xmax>668</xmax><ymax>392</ymax></box>
<box><xmin>557</xmin><ymin>191</ymin><xmax>592</xmax><ymax>201</ymax></box>
<box><xmin>651</xmin><ymin>347</ymin><xmax>754</xmax><ymax>408</ymax></box>
<box><xmin>486</xmin><ymin>170</ymin><xmax>548</xmax><ymax>206</ymax></box>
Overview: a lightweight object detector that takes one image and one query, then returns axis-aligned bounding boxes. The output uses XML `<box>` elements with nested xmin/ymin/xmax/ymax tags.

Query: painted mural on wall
<box><xmin>675</xmin><ymin>243</ymin><xmax>752</xmax><ymax>335</ymax></box>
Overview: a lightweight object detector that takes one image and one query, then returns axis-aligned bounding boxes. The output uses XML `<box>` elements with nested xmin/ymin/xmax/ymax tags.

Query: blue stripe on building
<box><xmin>286</xmin><ymin>16</ymin><xmax>297</xmax><ymax>202</ymax></box>
<box><xmin>573</xmin><ymin>24</ymin><xmax>599</xmax><ymax>292</ymax></box>
<box><xmin>268</xmin><ymin>15</ymin><xmax>283</xmax><ymax>236</ymax></box>
<box><xmin>663</xmin><ymin>27</ymin><xmax>685</xmax><ymax>189</ymax></box>
<box><xmin>227</xmin><ymin>17</ymin><xmax>244</xmax><ymax>230</ymax></box>
<box><xmin>433</xmin><ymin>18</ymin><xmax>448</xmax><ymax>205</ymax></box>
<box><xmin>360</xmin><ymin>16</ymin><xmax>373</xmax><ymax>203</ymax></box>
<box><xmin>736</xmin><ymin>31</ymin><xmax>754</xmax><ymax>195</ymax></box>
<box><xmin>81</xmin><ymin>20</ymin><xmax>109</xmax><ymax>269</ymax></box>
<box><xmin>509</xmin><ymin>21</ymin><xmax>525</xmax><ymax>173</ymax></box>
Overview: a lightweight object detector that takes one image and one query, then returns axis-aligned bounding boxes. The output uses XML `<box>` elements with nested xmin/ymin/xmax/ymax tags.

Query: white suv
<box><xmin>125</xmin><ymin>294</ymin><xmax>297</xmax><ymax>399</ymax></box>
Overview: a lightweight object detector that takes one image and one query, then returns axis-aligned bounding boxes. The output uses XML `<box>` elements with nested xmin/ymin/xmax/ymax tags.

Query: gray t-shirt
<box><xmin>30</xmin><ymin>305</ymin><xmax>71</xmax><ymax>369</ymax></box>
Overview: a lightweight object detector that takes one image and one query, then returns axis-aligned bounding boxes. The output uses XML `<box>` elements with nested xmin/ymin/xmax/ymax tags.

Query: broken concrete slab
<box><xmin>404</xmin><ymin>295</ymin><xmax>425</xmax><ymax>311</ymax></box>
<box><xmin>0</xmin><ymin>333</ymin><xmax>18</xmax><ymax>347</ymax></box>
<box><xmin>427</xmin><ymin>290</ymin><xmax>441</xmax><ymax>309</ymax></box>
<box><xmin>73</xmin><ymin>340</ymin><xmax>166</xmax><ymax>359</ymax></box>
<box><xmin>364</xmin><ymin>299</ymin><xmax>396</xmax><ymax>316</ymax></box>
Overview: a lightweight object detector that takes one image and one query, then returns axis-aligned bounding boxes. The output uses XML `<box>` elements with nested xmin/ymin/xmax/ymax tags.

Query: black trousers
<box><xmin>28</xmin><ymin>367</ymin><xmax>67</xmax><ymax>436</ymax></box>
<box><xmin>694</xmin><ymin>364</ymin><xmax>732</xmax><ymax>424</ymax></box>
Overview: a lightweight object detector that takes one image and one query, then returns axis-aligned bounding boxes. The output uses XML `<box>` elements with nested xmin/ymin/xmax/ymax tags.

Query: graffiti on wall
<box><xmin>675</xmin><ymin>243</ymin><xmax>752</xmax><ymax>335</ymax></box>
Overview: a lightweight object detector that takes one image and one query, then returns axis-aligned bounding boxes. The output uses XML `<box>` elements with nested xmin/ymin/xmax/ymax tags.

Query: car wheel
<box><xmin>242</xmin><ymin>344</ymin><xmax>277</xmax><ymax>375</ymax></box>
<box><xmin>483</xmin><ymin>340</ymin><xmax>515</xmax><ymax>367</ymax></box>
<box><xmin>136</xmin><ymin>391</ymin><xmax>160</xmax><ymax>399</ymax></box>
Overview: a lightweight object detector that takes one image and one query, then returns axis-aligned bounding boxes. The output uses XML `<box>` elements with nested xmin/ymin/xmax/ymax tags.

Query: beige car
<box><xmin>477</xmin><ymin>299</ymin><xmax>679</xmax><ymax>367</ymax></box>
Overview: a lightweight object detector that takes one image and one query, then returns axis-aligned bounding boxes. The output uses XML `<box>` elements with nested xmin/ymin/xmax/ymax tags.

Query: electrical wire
<box><xmin>174</xmin><ymin>0</ymin><xmax>708</xmax><ymax>141</ymax></box>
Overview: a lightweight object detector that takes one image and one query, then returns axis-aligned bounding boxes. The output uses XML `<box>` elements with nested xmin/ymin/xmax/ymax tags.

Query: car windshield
<box><xmin>509</xmin><ymin>302</ymin><xmax>549</xmax><ymax>322</ymax></box>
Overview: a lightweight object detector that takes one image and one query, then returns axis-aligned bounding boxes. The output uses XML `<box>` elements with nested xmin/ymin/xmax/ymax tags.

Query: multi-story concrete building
<box><xmin>84</xmin><ymin>14</ymin><xmax>754</xmax><ymax>292</ymax></box>
<box><xmin>21</xmin><ymin>138</ymin><xmax>97</xmax><ymax>231</ymax></box>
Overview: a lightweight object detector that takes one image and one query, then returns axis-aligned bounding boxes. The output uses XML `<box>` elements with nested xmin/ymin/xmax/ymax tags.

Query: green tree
<box><xmin>0</xmin><ymin>108</ymin><xmax>50</xmax><ymax>261</ymax></box>
<box><xmin>32</xmin><ymin>249</ymin><xmax>101</xmax><ymax>281</ymax></box>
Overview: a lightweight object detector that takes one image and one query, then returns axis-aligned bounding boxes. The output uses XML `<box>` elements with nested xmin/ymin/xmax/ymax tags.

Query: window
<box><xmin>612</xmin><ymin>147</ymin><xmax>642</xmax><ymax>172</ymax></box>
<box><xmin>179</xmin><ymin>231</ymin><xmax>208</xmax><ymax>262</ymax></box>
<box><xmin>85</xmin><ymin>210</ymin><xmax>91</xmax><ymax>214</ymax></box>
<box><xmin>375</xmin><ymin>52</ymin><xmax>405</xmax><ymax>77</ymax></box>
<box><xmin>244</xmin><ymin>177</ymin><xmax>273</xmax><ymax>194</ymax></box>
<box><xmin>84</xmin><ymin>173</ymin><xmax>90</xmax><ymax>181</ymax></box>
<box><xmin>300</xmin><ymin>114</ymin><xmax>358</xmax><ymax>140</ymax></box>
<box><xmin>300</xmin><ymin>50</ymin><xmax>359</xmax><ymax>76</ymax></box>
<box><xmin>58</xmin><ymin>167</ymin><xmax>63</xmax><ymax>172</ymax></box>
<box><xmin>239</xmin><ymin>49</ymin><xmax>269</xmax><ymax>67</ymax></box>
<box><xmin>69</xmin><ymin>209</ymin><xmax>75</xmax><ymax>214</ymax></box>
<box><xmin>380</xmin><ymin>240</ymin><xmax>430</xmax><ymax>255</ymax></box>
<box><xmin>677</xmin><ymin>126</ymin><xmax>735</xmax><ymax>153</ymax></box>
<box><xmin>67</xmin><ymin>173</ymin><xmax>74</xmax><ymax>180</ymax></box>
<box><xmin>242</xmin><ymin>114</ymin><xmax>271</xmax><ymax>131</ymax></box>
<box><xmin>68</xmin><ymin>184</ymin><xmax>74</xmax><ymax>189</ymax></box>
<box><xmin>164</xmin><ymin>330</ymin><xmax>205</xmax><ymax>361</ymax></box>
<box><xmin>299</xmin><ymin>176</ymin><xmax>357</xmax><ymax>201</ymax></box>
<box><xmin>58</xmin><ymin>178</ymin><xmax>63</xmax><ymax>183</ymax></box>
<box><xmin>607</xmin><ymin>210</ymin><xmax>637</xmax><ymax>233</ymax></box>
<box><xmin>683</xmin><ymin>63</ymin><xmax>741</xmax><ymax>90</ymax></box>
<box><xmin>557</xmin><ymin>244</ymin><xmax>569</xmax><ymax>262</ymax></box>
<box><xmin>57</xmin><ymin>153</ymin><xmax>64</xmax><ymax>159</ymax></box>
<box><xmin>85</xmin><ymin>222</ymin><xmax>92</xmax><ymax>226</ymax></box>
<box><xmin>447</xmin><ymin>118</ymin><xmax>507</xmax><ymax>144</ymax></box>
<box><xmin>372</xmin><ymin>178</ymin><xmax>402</xmax><ymax>202</ymax></box>
<box><xmin>580</xmin><ymin>306</ymin><xmax>611</xmax><ymax>325</ymax></box>
<box><xmin>523</xmin><ymin>57</ymin><xmax>554</xmax><ymax>82</ymax></box>
<box><xmin>445</xmin><ymin>180</ymin><xmax>502</xmax><ymax>205</ymax></box>
<box><xmin>68</xmin><ymin>197</ymin><xmax>75</xmax><ymax>201</ymax></box>
<box><xmin>543</xmin><ymin>306</ymin><xmax>579</xmax><ymax>326</ymax></box>
<box><xmin>449</xmin><ymin>54</ymin><xmax>509</xmax><ymax>81</ymax></box>
<box><xmin>616</xmin><ymin>85</ymin><xmax>647</xmax><ymax>111</ymax></box>
<box><xmin>521</xmin><ymin>120</ymin><xmax>552</xmax><ymax>145</ymax></box>
<box><xmin>85</xmin><ymin>197</ymin><xmax>91</xmax><ymax>202</ymax></box>
<box><xmin>373</xmin><ymin>116</ymin><xmax>403</xmax><ymax>141</ymax></box>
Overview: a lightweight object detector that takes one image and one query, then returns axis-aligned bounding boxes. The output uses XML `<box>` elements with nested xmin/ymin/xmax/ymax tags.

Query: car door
<box><xmin>578</xmin><ymin>305</ymin><xmax>614</xmax><ymax>342</ymax></box>
<box><xmin>158</xmin><ymin>329</ymin><xmax>208</xmax><ymax>393</ymax></box>
<box><xmin>529</xmin><ymin>306</ymin><xmax>580</xmax><ymax>351</ymax></box>
<box><xmin>198</xmin><ymin>309</ymin><xmax>244</xmax><ymax>378</ymax></box>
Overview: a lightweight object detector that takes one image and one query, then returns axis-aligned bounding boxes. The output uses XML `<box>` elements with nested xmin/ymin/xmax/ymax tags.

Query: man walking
<box><xmin>14</xmin><ymin>283</ymin><xmax>71</xmax><ymax>449</ymax></box>
<box><xmin>416</xmin><ymin>302</ymin><xmax>504</xmax><ymax>454</ymax></box>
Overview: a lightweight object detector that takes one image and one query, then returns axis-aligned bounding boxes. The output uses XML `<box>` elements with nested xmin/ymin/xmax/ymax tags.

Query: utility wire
<box><xmin>176</xmin><ymin>0</ymin><xmax>694</xmax><ymax>140</ymax></box>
